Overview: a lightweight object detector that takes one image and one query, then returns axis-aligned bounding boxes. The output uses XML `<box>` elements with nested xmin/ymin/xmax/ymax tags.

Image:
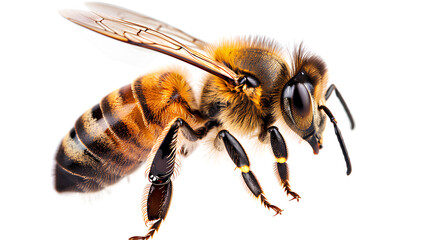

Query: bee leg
<box><xmin>195</xmin><ymin>119</ymin><xmax>219</xmax><ymax>137</ymax></box>
<box><xmin>130</xmin><ymin>118</ymin><xmax>205</xmax><ymax>240</ymax></box>
<box><xmin>130</xmin><ymin>182</ymin><xmax>172</xmax><ymax>240</ymax></box>
<box><xmin>267</xmin><ymin>126</ymin><xmax>301</xmax><ymax>202</ymax></box>
<box><xmin>216</xmin><ymin>130</ymin><xmax>283</xmax><ymax>216</ymax></box>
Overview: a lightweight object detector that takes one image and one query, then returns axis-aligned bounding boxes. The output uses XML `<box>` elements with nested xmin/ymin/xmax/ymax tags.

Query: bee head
<box><xmin>279</xmin><ymin>47</ymin><xmax>328</xmax><ymax>154</ymax></box>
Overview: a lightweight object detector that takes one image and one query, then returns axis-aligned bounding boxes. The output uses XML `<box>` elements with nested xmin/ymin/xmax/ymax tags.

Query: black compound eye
<box><xmin>292</xmin><ymin>83</ymin><xmax>312</xmax><ymax>119</ymax></box>
<box><xmin>290</xmin><ymin>82</ymin><xmax>313</xmax><ymax>130</ymax></box>
<box><xmin>282</xmin><ymin>81</ymin><xmax>314</xmax><ymax>131</ymax></box>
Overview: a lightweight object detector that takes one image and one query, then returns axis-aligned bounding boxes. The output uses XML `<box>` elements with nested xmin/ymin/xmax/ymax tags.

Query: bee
<box><xmin>55</xmin><ymin>3</ymin><xmax>355</xmax><ymax>240</ymax></box>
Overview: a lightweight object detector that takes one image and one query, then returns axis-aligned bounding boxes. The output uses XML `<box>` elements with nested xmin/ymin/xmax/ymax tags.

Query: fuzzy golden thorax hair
<box><xmin>200</xmin><ymin>37</ymin><xmax>290</xmax><ymax>134</ymax></box>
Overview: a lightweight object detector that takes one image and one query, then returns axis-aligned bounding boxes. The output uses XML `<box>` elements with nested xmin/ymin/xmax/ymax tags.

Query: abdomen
<box><xmin>55</xmin><ymin>71</ymin><xmax>198</xmax><ymax>192</ymax></box>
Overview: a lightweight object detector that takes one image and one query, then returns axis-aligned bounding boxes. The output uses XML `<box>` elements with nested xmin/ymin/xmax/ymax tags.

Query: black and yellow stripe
<box><xmin>55</xmin><ymin>71</ymin><xmax>198</xmax><ymax>192</ymax></box>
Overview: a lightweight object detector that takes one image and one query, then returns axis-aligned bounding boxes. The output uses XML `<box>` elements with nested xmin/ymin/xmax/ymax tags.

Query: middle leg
<box><xmin>216</xmin><ymin>130</ymin><xmax>283</xmax><ymax>215</ymax></box>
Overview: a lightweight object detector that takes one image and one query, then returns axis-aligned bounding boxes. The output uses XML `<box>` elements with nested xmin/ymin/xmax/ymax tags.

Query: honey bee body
<box><xmin>56</xmin><ymin>3</ymin><xmax>354</xmax><ymax>239</ymax></box>
<box><xmin>56</xmin><ymin>40</ymin><xmax>285</xmax><ymax>192</ymax></box>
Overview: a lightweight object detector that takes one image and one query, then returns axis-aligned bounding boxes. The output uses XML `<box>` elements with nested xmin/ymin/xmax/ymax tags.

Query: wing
<box><xmin>85</xmin><ymin>2</ymin><xmax>207</xmax><ymax>50</ymax></box>
<box><xmin>59</xmin><ymin>6</ymin><xmax>240</xmax><ymax>83</ymax></box>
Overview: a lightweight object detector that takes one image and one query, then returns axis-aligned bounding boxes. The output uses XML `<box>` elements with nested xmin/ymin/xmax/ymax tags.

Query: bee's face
<box><xmin>278</xmin><ymin>50</ymin><xmax>328</xmax><ymax>154</ymax></box>
<box><xmin>281</xmin><ymin>71</ymin><xmax>327</xmax><ymax>153</ymax></box>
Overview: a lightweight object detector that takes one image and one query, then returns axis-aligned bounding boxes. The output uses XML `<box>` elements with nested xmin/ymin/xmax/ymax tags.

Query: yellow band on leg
<box><xmin>276</xmin><ymin>157</ymin><xmax>286</xmax><ymax>164</ymax></box>
<box><xmin>239</xmin><ymin>165</ymin><xmax>250</xmax><ymax>173</ymax></box>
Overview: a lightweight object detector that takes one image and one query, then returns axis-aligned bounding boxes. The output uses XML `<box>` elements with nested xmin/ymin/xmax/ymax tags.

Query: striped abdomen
<box><xmin>55</xmin><ymin>71</ymin><xmax>198</xmax><ymax>192</ymax></box>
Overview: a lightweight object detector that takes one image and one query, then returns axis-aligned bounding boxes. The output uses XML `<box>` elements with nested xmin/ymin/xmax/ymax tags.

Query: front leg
<box><xmin>216</xmin><ymin>130</ymin><xmax>283</xmax><ymax>215</ymax></box>
<box><xmin>267</xmin><ymin>126</ymin><xmax>300</xmax><ymax>202</ymax></box>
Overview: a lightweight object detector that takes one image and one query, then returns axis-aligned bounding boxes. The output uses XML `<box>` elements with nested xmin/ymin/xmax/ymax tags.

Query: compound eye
<box><xmin>283</xmin><ymin>82</ymin><xmax>313</xmax><ymax>130</ymax></box>
<box><xmin>291</xmin><ymin>83</ymin><xmax>313</xmax><ymax>130</ymax></box>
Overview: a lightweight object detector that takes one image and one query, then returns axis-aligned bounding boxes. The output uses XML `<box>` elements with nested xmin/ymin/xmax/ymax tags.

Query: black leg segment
<box><xmin>130</xmin><ymin>182</ymin><xmax>172</xmax><ymax>240</ymax></box>
<box><xmin>148</xmin><ymin>118</ymin><xmax>204</xmax><ymax>184</ymax></box>
<box><xmin>217</xmin><ymin>130</ymin><xmax>282</xmax><ymax>215</ymax></box>
<box><xmin>148</xmin><ymin>120</ymin><xmax>179</xmax><ymax>185</ymax></box>
<box><xmin>267</xmin><ymin>126</ymin><xmax>300</xmax><ymax>201</ymax></box>
<box><xmin>132</xmin><ymin>118</ymin><xmax>204</xmax><ymax>240</ymax></box>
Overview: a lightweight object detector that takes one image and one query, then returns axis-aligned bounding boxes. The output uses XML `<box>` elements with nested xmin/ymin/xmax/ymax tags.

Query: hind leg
<box><xmin>130</xmin><ymin>118</ymin><xmax>209</xmax><ymax>240</ymax></box>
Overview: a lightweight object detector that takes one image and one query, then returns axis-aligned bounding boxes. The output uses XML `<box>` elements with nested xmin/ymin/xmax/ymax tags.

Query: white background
<box><xmin>2</xmin><ymin>0</ymin><xmax>428</xmax><ymax>239</ymax></box>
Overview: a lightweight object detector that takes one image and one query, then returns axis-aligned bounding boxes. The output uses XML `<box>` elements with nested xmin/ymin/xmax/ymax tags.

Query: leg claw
<box><xmin>287</xmin><ymin>191</ymin><xmax>301</xmax><ymax>202</ymax></box>
<box><xmin>260</xmin><ymin>194</ymin><xmax>283</xmax><ymax>216</ymax></box>
<box><xmin>269</xmin><ymin>205</ymin><xmax>284</xmax><ymax>216</ymax></box>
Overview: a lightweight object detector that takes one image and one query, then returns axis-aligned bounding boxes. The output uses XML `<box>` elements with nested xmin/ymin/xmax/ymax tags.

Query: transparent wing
<box><xmin>59</xmin><ymin>7</ymin><xmax>239</xmax><ymax>83</ymax></box>
<box><xmin>85</xmin><ymin>2</ymin><xmax>207</xmax><ymax>50</ymax></box>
